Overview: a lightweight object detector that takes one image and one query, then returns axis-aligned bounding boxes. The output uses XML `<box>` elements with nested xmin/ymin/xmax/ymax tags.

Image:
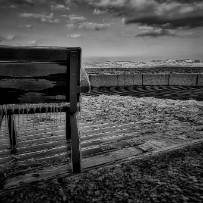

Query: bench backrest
<box><xmin>0</xmin><ymin>46</ymin><xmax>84</xmax><ymax>173</ymax></box>
<box><xmin>0</xmin><ymin>46</ymin><xmax>81</xmax><ymax>113</ymax></box>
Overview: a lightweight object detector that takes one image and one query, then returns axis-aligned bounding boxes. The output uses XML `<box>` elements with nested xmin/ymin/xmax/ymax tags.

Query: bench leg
<box><xmin>69</xmin><ymin>113</ymin><xmax>81</xmax><ymax>173</ymax></box>
<box><xmin>7</xmin><ymin>114</ymin><xmax>17</xmax><ymax>150</ymax></box>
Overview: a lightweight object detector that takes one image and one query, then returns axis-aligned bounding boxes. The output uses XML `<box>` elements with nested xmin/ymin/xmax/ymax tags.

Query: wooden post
<box><xmin>70</xmin><ymin>113</ymin><xmax>81</xmax><ymax>173</ymax></box>
<box><xmin>66</xmin><ymin>108</ymin><xmax>71</xmax><ymax>140</ymax></box>
<box><xmin>7</xmin><ymin>114</ymin><xmax>17</xmax><ymax>150</ymax></box>
<box><xmin>70</xmin><ymin>51</ymin><xmax>79</xmax><ymax>114</ymax></box>
<box><xmin>69</xmin><ymin>51</ymin><xmax>81</xmax><ymax>173</ymax></box>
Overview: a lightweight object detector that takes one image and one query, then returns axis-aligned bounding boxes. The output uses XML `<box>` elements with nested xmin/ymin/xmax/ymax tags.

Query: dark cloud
<box><xmin>0</xmin><ymin>0</ymin><xmax>34</xmax><ymax>6</ymax></box>
<box><xmin>0</xmin><ymin>0</ymin><xmax>47</xmax><ymax>7</ymax></box>
<box><xmin>126</xmin><ymin>15</ymin><xmax>203</xmax><ymax>29</ymax></box>
<box><xmin>122</xmin><ymin>0</ymin><xmax>203</xmax><ymax>29</ymax></box>
<box><xmin>12</xmin><ymin>0</ymin><xmax>34</xmax><ymax>5</ymax></box>
<box><xmin>82</xmin><ymin>0</ymin><xmax>203</xmax><ymax>37</ymax></box>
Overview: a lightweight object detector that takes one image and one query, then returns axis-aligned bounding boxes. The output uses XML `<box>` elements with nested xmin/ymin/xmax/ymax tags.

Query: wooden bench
<box><xmin>0</xmin><ymin>46</ymin><xmax>90</xmax><ymax>173</ymax></box>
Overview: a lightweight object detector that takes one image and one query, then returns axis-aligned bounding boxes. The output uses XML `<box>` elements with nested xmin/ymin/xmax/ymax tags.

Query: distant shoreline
<box><xmin>83</xmin><ymin>59</ymin><xmax>203</xmax><ymax>74</ymax></box>
<box><xmin>82</xmin><ymin>57</ymin><xmax>203</xmax><ymax>64</ymax></box>
<box><xmin>85</xmin><ymin>66</ymin><xmax>203</xmax><ymax>75</ymax></box>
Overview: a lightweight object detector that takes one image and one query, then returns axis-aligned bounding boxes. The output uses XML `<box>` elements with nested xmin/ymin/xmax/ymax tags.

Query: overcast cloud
<box><xmin>81</xmin><ymin>0</ymin><xmax>203</xmax><ymax>37</ymax></box>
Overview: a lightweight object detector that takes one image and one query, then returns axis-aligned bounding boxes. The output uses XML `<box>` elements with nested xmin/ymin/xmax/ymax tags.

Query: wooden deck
<box><xmin>0</xmin><ymin>112</ymin><xmax>144</xmax><ymax>189</ymax></box>
<box><xmin>1</xmin><ymin>85</ymin><xmax>203</xmax><ymax>189</ymax></box>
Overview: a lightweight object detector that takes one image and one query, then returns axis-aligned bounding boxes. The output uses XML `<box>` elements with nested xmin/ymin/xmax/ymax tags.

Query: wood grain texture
<box><xmin>0</xmin><ymin>62</ymin><xmax>68</xmax><ymax>104</ymax></box>
<box><xmin>0</xmin><ymin>46</ymin><xmax>80</xmax><ymax>62</ymax></box>
<box><xmin>70</xmin><ymin>113</ymin><xmax>81</xmax><ymax>173</ymax></box>
<box><xmin>70</xmin><ymin>51</ymin><xmax>79</xmax><ymax>114</ymax></box>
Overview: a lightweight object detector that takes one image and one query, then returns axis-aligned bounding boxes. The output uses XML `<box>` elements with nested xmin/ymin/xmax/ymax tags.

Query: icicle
<box><xmin>39</xmin><ymin>103</ymin><xmax>42</xmax><ymax>122</ymax></box>
<box><xmin>25</xmin><ymin>105</ymin><xmax>28</xmax><ymax>133</ymax></box>
<box><xmin>11</xmin><ymin>104</ymin><xmax>16</xmax><ymax>133</ymax></box>
<box><xmin>60</xmin><ymin>104</ymin><xmax>65</xmax><ymax>125</ymax></box>
<box><xmin>4</xmin><ymin>115</ymin><xmax>7</xmax><ymax>137</ymax></box>
<box><xmin>3</xmin><ymin>105</ymin><xmax>7</xmax><ymax>116</ymax></box>
<box><xmin>0</xmin><ymin>106</ymin><xmax>3</xmax><ymax>136</ymax></box>
<box><xmin>21</xmin><ymin>105</ymin><xmax>24</xmax><ymax>126</ymax></box>
<box><xmin>25</xmin><ymin>104</ymin><xmax>28</xmax><ymax>132</ymax></box>
<box><xmin>49</xmin><ymin>103</ymin><xmax>52</xmax><ymax>133</ymax></box>
<box><xmin>56</xmin><ymin>104</ymin><xmax>59</xmax><ymax>127</ymax></box>
<box><xmin>54</xmin><ymin>104</ymin><xmax>58</xmax><ymax>128</ymax></box>
<box><xmin>46</xmin><ymin>104</ymin><xmax>50</xmax><ymax>131</ymax></box>
<box><xmin>18</xmin><ymin>105</ymin><xmax>20</xmax><ymax>132</ymax></box>
<box><xmin>45</xmin><ymin>104</ymin><xmax>48</xmax><ymax>133</ymax></box>
<box><xmin>12</xmin><ymin>104</ymin><xmax>15</xmax><ymax>115</ymax></box>
<box><xmin>3</xmin><ymin>105</ymin><xmax>7</xmax><ymax>137</ymax></box>
<box><xmin>59</xmin><ymin>105</ymin><xmax>62</xmax><ymax>125</ymax></box>
<box><xmin>49</xmin><ymin>104</ymin><xmax>52</xmax><ymax>121</ymax></box>
<box><xmin>32</xmin><ymin>104</ymin><xmax>36</xmax><ymax>133</ymax></box>
<box><xmin>51</xmin><ymin>103</ymin><xmax>55</xmax><ymax>134</ymax></box>
<box><xmin>36</xmin><ymin>104</ymin><xmax>40</xmax><ymax>131</ymax></box>
<box><xmin>51</xmin><ymin>104</ymin><xmax>54</xmax><ymax>129</ymax></box>
<box><xmin>52</xmin><ymin>103</ymin><xmax>56</xmax><ymax>131</ymax></box>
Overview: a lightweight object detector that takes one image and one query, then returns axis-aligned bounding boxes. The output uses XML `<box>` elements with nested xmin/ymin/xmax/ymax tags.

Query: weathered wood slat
<box><xmin>81</xmin><ymin>127</ymin><xmax>139</xmax><ymax>142</ymax></box>
<box><xmin>0</xmin><ymin>152</ymin><xmax>70</xmax><ymax>169</ymax></box>
<box><xmin>2</xmin><ymin>163</ymin><xmax>72</xmax><ymax>190</ymax></box>
<box><xmin>0</xmin><ymin>62</ymin><xmax>67</xmax><ymax>77</ymax></box>
<box><xmin>69</xmin><ymin>51</ymin><xmax>80</xmax><ymax>113</ymax></box>
<box><xmin>2</xmin><ymin>147</ymin><xmax>142</xmax><ymax>190</ymax></box>
<box><xmin>0</xmin><ymin>144</ymin><xmax>71</xmax><ymax>165</ymax></box>
<box><xmin>0</xmin><ymin>62</ymin><xmax>68</xmax><ymax>104</ymax></box>
<box><xmin>0</xmin><ymin>46</ymin><xmax>79</xmax><ymax>62</ymax></box>
<box><xmin>5</xmin><ymin>138</ymin><xmax>203</xmax><ymax>190</ymax></box>
<box><xmin>18</xmin><ymin>134</ymin><xmax>66</xmax><ymax>147</ymax></box>
<box><xmin>81</xmin><ymin>122</ymin><xmax>139</xmax><ymax>135</ymax></box>
<box><xmin>0</xmin><ymin>140</ymin><xmax>70</xmax><ymax>158</ymax></box>
<box><xmin>79</xmin><ymin>121</ymin><xmax>110</xmax><ymax>129</ymax></box>
<box><xmin>17</xmin><ymin>125</ymin><xmax>65</xmax><ymax>137</ymax></box>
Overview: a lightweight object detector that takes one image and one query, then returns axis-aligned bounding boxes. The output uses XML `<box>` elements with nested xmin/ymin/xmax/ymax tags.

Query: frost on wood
<box><xmin>0</xmin><ymin>103</ymin><xmax>67</xmax><ymax>138</ymax></box>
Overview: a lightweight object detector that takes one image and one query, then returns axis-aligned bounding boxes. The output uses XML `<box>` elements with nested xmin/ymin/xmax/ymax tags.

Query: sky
<box><xmin>0</xmin><ymin>0</ymin><xmax>203</xmax><ymax>61</ymax></box>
